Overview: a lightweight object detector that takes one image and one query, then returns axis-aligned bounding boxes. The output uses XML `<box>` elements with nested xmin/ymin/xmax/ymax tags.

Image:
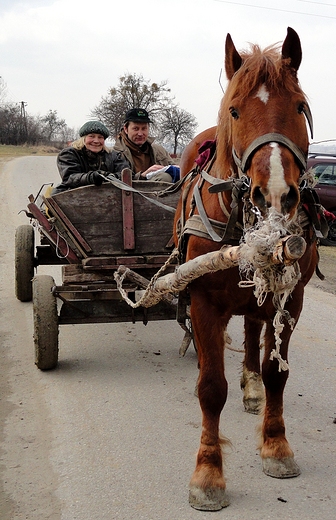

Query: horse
<box><xmin>174</xmin><ymin>27</ymin><xmax>321</xmax><ymax>511</ymax></box>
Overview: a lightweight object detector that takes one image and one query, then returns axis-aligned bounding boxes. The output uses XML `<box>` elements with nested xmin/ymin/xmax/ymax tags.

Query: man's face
<box><xmin>84</xmin><ymin>133</ymin><xmax>105</xmax><ymax>153</ymax></box>
<box><xmin>124</xmin><ymin>121</ymin><xmax>149</xmax><ymax>146</ymax></box>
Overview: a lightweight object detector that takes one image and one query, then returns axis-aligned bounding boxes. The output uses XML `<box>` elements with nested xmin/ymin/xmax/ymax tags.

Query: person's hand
<box><xmin>89</xmin><ymin>171</ymin><xmax>104</xmax><ymax>186</ymax></box>
<box><xmin>141</xmin><ymin>164</ymin><xmax>164</xmax><ymax>178</ymax></box>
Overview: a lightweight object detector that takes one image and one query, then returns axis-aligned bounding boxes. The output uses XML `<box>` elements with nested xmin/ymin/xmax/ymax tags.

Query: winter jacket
<box><xmin>52</xmin><ymin>146</ymin><xmax>129</xmax><ymax>194</ymax></box>
<box><xmin>113</xmin><ymin>134</ymin><xmax>173</xmax><ymax>175</ymax></box>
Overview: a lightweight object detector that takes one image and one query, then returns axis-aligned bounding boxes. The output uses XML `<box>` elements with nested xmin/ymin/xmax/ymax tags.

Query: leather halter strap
<box><xmin>232</xmin><ymin>132</ymin><xmax>308</xmax><ymax>175</ymax></box>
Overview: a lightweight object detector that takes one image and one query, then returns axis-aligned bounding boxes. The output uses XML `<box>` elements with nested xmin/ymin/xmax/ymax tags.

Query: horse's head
<box><xmin>217</xmin><ymin>27</ymin><xmax>312</xmax><ymax>219</ymax></box>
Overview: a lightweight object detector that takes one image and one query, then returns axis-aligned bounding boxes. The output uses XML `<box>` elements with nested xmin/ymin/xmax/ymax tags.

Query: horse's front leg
<box><xmin>188</xmin><ymin>290</ymin><xmax>230</xmax><ymax>511</ymax></box>
<box><xmin>260</xmin><ymin>311</ymin><xmax>301</xmax><ymax>478</ymax></box>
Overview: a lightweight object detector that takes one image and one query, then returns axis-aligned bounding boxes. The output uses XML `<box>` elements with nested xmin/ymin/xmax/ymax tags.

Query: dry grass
<box><xmin>0</xmin><ymin>144</ymin><xmax>59</xmax><ymax>158</ymax></box>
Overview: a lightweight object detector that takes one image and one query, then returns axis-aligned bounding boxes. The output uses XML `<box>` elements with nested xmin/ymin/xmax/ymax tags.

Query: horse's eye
<box><xmin>297</xmin><ymin>102</ymin><xmax>305</xmax><ymax>114</ymax></box>
<box><xmin>229</xmin><ymin>107</ymin><xmax>239</xmax><ymax>120</ymax></box>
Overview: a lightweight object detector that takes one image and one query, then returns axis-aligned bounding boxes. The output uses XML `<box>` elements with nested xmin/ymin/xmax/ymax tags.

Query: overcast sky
<box><xmin>1</xmin><ymin>0</ymin><xmax>335</xmax><ymax>145</ymax></box>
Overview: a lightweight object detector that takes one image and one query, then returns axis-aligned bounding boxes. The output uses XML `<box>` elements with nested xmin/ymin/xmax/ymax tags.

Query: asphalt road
<box><xmin>0</xmin><ymin>156</ymin><xmax>335</xmax><ymax>520</ymax></box>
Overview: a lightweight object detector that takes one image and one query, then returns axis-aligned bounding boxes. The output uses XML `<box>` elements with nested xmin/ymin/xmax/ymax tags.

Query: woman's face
<box><xmin>84</xmin><ymin>133</ymin><xmax>105</xmax><ymax>153</ymax></box>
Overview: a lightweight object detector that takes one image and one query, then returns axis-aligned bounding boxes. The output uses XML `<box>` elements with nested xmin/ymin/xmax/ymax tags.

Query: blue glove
<box><xmin>166</xmin><ymin>166</ymin><xmax>180</xmax><ymax>183</ymax></box>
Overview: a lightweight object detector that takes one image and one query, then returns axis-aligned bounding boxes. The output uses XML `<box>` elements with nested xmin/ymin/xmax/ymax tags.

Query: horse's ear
<box><xmin>282</xmin><ymin>27</ymin><xmax>302</xmax><ymax>72</ymax></box>
<box><xmin>225</xmin><ymin>33</ymin><xmax>243</xmax><ymax>79</ymax></box>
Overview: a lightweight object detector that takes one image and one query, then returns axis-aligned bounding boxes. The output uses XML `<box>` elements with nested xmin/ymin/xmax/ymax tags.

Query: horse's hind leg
<box><xmin>260</xmin><ymin>320</ymin><xmax>300</xmax><ymax>478</ymax></box>
<box><xmin>188</xmin><ymin>296</ymin><xmax>230</xmax><ymax>511</ymax></box>
<box><xmin>241</xmin><ymin>316</ymin><xmax>265</xmax><ymax>414</ymax></box>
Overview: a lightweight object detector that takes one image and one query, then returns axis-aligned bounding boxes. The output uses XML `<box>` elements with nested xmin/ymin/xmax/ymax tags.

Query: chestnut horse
<box><xmin>174</xmin><ymin>28</ymin><xmax>320</xmax><ymax>510</ymax></box>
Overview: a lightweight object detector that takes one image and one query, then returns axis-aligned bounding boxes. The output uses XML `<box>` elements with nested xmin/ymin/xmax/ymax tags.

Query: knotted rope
<box><xmin>238</xmin><ymin>209</ymin><xmax>303</xmax><ymax>371</ymax></box>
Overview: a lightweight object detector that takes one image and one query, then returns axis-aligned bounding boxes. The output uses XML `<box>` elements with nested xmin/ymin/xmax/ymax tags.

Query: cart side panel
<box><xmin>50</xmin><ymin>185</ymin><xmax>125</xmax><ymax>254</ymax></box>
<box><xmin>49</xmin><ymin>183</ymin><xmax>179</xmax><ymax>256</ymax></box>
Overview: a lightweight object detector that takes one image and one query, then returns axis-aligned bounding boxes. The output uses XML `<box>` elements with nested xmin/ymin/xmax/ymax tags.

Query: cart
<box><xmin>15</xmin><ymin>170</ymin><xmax>188</xmax><ymax>370</ymax></box>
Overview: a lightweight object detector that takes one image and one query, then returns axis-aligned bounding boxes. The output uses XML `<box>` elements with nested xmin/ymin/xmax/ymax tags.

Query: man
<box><xmin>113</xmin><ymin>108</ymin><xmax>177</xmax><ymax>182</ymax></box>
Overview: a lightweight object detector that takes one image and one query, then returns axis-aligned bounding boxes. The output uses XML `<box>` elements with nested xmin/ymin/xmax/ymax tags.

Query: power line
<box><xmin>214</xmin><ymin>0</ymin><xmax>336</xmax><ymax>19</ymax></box>
<box><xmin>298</xmin><ymin>0</ymin><xmax>336</xmax><ymax>7</ymax></box>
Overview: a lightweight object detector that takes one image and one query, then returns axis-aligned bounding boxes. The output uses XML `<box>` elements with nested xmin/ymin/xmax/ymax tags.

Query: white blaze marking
<box><xmin>267</xmin><ymin>143</ymin><xmax>289</xmax><ymax>211</ymax></box>
<box><xmin>255</xmin><ymin>84</ymin><xmax>269</xmax><ymax>104</ymax></box>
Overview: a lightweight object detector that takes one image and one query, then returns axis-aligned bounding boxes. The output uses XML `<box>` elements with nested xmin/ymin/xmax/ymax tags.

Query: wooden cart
<box><xmin>15</xmin><ymin>170</ymin><xmax>188</xmax><ymax>370</ymax></box>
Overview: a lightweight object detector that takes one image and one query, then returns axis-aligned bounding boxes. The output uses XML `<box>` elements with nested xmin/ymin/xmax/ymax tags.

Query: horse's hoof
<box><xmin>189</xmin><ymin>485</ymin><xmax>230</xmax><ymax>511</ymax></box>
<box><xmin>241</xmin><ymin>370</ymin><xmax>264</xmax><ymax>414</ymax></box>
<box><xmin>243</xmin><ymin>397</ymin><xmax>262</xmax><ymax>415</ymax></box>
<box><xmin>262</xmin><ymin>457</ymin><xmax>301</xmax><ymax>478</ymax></box>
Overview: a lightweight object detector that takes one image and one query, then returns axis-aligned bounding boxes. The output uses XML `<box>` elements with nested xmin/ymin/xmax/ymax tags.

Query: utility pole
<box><xmin>19</xmin><ymin>101</ymin><xmax>28</xmax><ymax>143</ymax></box>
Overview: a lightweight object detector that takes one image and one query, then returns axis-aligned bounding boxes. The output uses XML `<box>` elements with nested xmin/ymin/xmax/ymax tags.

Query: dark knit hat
<box><xmin>124</xmin><ymin>108</ymin><xmax>152</xmax><ymax>124</ymax></box>
<box><xmin>79</xmin><ymin>121</ymin><xmax>109</xmax><ymax>139</ymax></box>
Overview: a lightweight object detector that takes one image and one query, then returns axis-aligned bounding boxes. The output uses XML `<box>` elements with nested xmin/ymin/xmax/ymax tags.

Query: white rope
<box><xmin>238</xmin><ymin>208</ymin><xmax>303</xmax><ymax>371</ymax></box>
<box><xmin>114</xmin><ymin>248</ymin><xmax>180</xmax><ymax>309</ymax></box>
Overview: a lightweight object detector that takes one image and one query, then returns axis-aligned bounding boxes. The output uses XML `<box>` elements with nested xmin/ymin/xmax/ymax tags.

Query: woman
<box><xmin>52</xmin><ymin>120</ymin><xmax>129</xmax><ymax>194</ymax></box>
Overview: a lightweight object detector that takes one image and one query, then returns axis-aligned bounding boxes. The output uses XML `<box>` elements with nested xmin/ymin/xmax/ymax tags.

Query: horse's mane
<box><xmin>216</xmin><ymin>43</ymin><xmax>307</xmax><ymax>176</ymax></box>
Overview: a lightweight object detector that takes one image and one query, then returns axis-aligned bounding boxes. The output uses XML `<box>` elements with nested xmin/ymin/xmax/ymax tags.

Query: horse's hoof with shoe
<box><xmin>189</xmin><ymin>485</ymin><xmax>230</xmax><ymax>511</ymax></box>
<box><xmin>262</xmin><ymin>456</ymin><xmax>301</xmax><ymax>478</ymax></box>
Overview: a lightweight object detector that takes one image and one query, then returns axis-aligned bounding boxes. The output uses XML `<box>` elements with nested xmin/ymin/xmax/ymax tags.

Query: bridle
<box><xmin>232</xmin><ymin>102</ymin><xmax>313</xmax><ymax>178</ymax></box>
<box><xmin>209</xmin><ymin>103</ymin><xmax>314</xmax><ymax>194</ymax></box>
<box><xmin>232</xmin><ymin>132</ymin><xmax>308</xmax><ymax>177</ymax></box>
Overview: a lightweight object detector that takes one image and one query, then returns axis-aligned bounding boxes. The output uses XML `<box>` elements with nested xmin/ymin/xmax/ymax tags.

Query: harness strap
<box><xmin>300</xmin><ymin>187</ymin><xmax>329</xmax><ymax>238</ymax></box>
<box><xmin>102</xmin><ymin>174</ymin><xmax>178</xmax><ymax>213</ymax></box>
<box><xmin>193</xmin><ymin>183</ymin><xmax>224</xmax><ymax>242</ymax></box>
<box><xmin>232</xmin><ymin>133</ymin><xmax>308</xmax><ymax>174</ymax></box>
<box><xmin>182</xmin><ymin>214</ymin><xmax>242</xmax><ymax>242</ymax></box>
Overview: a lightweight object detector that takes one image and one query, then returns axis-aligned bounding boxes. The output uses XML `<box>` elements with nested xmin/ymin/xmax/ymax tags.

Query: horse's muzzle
<box><xmin>251</xmin><ymin>184</ymin><xmax>300</xmax><ymax>217</ymax></box>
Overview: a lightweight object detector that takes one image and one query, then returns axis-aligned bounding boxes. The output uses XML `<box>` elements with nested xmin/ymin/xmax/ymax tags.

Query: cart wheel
<box><xmin>15</xmin><ymin>225</ymin><xmax>35</xmax><ymax>301</ymax></box>
<box><xmin>33</xmin><ymin>275</ymin><xmax>59</xmax><ymax>370</ymax></box>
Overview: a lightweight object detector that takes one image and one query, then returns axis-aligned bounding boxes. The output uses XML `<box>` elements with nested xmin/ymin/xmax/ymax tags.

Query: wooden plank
<box><xmin>121</xmin><ymin>168</ymin><xmax>135</xmax><ymax>250</ymax></box>
<box><xmin>27</xmin><ymin>202</ymin><xmax>79</xmax><ymax>264</ymax></box>
<box><xmin>62</xmin><ymin>264</ymin><xmax>116</xmax><ymax>284</ymax></box>
<box><xmin>82</xmin><ymin>256</ymin><xmax>145</xmax><ymax>269</ymax></box>
<box><xmin>58</xmin><ymin>299</ymin><xmax>177</xmax><ymax>325</ymax></box>
<box><xmin>44</xmin><ymin>196</ymin><xmax>93</xmax><ymax>253</ymax></box>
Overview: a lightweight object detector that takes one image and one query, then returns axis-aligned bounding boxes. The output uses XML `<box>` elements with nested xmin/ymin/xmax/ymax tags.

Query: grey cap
<box><xmin>79</xmin><ymin>121</ymin><xmax>109</xmax><ymax>139</ymax></box>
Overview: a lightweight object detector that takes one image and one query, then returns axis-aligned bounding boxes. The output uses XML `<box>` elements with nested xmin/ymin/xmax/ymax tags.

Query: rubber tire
<box><xmin>15</xmin><ymin>225</ymin><xmax>35</xmax><ymax>301</ymax></box>
<box><xmin>33</xmin><ymin>275</ymin><xmax>59</xmax><ymax>370</ymax></box>
<box><xmin>320</xmin><ymin>218</ymin><xmax>336</xmax><ymax>246</ymax></box>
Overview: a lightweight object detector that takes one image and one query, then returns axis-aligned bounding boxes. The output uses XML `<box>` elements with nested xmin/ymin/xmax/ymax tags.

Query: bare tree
<box><xmin>0</xmin><ymin>104</ymin><xmax>21</xmax><ymax>144</ymax></box>
<box><xmin>91</xmin><ymin>73</ymin><xmax>174</xmax><ymax>138</ymax></box>
<box><xmin>158</xmin><ymin>105</ymin><xmax>198</xmax><ymax>154</ymax></box>
<box><xmin>41</xmin><ymin>110</ymin><xmax>66</xmax><ymax>142</ymax></box>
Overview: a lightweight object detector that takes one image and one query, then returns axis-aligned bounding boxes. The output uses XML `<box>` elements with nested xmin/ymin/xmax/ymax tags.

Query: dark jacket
<box><xmin>52</xmin><ymin>146</ymin><xmax>129</xmax><ymax>194</ymax></box>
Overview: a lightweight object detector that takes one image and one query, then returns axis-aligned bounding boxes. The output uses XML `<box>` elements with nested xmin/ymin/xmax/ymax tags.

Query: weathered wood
<box><xmin>121</xmin><ymin>169</ymin><xmax>135</xmax><ymax>250</ymax></box>
<box><xmin>50</xmin><ymin>183</ymin><xmax>179</xmax><ymax>256</ymax></box>
<box><xmin>272</xmin><ymin>235</ymin><xmax>306</xmax><ymax>264</ymax></box>
<box><xmin>27</xmin><ymin>202</ymin><xmax>79</xmax><ymax>263</ymax></box>
<box><xmin>116</xmin><ymin>265</ymin><xmax>177</xmax><ymax>306</ymax></box>
<box><xmin>62</xmin><ymin>264</ymin><xmax>117</xmax><ymax>284</ymax></box>
<box><xmin>58</xmin><ymin>299</ymin><xmax>177</xmax><ymax>324</ymax></box>
<box><xmin>43</xmin><ymin>195</ymin><xmax>92</xmax><ymax>253</ymax></box>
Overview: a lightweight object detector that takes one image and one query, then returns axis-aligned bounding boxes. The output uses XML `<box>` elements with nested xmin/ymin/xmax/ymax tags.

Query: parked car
<box><xmin>307</xmin><ymin>154</ymin><xmax>336</xmax><ymax>246</ymax></box>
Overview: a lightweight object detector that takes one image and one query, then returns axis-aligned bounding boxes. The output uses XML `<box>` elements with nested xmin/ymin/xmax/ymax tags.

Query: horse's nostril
<box><xmin>282</xmin><ymin>185</ymin><xmax>299</xmax><ymax>213</ymax></box>
<box><xmin>251</xmin><ymin>186</ymin><xmax>267</xmax><ymax>212</ymax></box>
